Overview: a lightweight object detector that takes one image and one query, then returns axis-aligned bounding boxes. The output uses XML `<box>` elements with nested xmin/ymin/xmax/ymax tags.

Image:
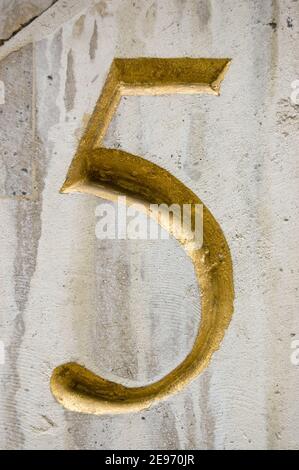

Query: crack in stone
<box><xmin>0</xmin><ymin>1</ymin><xmax>58</xmax><ymax>47</ymax></box>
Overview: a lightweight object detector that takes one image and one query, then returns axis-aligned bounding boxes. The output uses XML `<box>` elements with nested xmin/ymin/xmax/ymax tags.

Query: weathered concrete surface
<box><xmin>0</xmin><ymin>0</ymin><xmax>56</xmax><ymax>42</ymax></box>
<box><xmin>0</xmin><ymin>0</ymin><xmax>299</xmax><ymax>449</ymax></box>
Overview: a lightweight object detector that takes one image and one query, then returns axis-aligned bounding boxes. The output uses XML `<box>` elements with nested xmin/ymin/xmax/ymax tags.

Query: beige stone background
<box><xmin>0</xmin><ymin>0</ymin><xmax>298</xmax><ymax>450</ymax></box>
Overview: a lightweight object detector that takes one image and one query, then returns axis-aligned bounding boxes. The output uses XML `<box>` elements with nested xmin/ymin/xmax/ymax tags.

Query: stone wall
<box><xmin>0</xmin><ymin>0</ymin><xmax>298</xmax><ymax>450</ymax></box>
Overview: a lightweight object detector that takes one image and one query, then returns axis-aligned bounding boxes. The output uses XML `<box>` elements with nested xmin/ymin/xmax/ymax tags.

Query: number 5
<box><xmin>50</xmin><ymin>58</ymin><xmax>234</xmax><ymax>414</ymax></box>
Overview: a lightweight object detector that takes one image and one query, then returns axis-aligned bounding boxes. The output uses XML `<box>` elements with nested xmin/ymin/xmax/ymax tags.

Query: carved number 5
<box><xmin>50</xmin><ymin>58</ymin><xmax>234</xmax><ymax>415</ymax></box>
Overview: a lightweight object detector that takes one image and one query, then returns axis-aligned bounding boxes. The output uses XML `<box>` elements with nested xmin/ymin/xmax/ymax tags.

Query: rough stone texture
<box><xmin>0</xmin><ymin>0</ymin><xmax>56</xmax><ymax>42</ymax></box>
<box><xmin>0</xmin><ymin>0</ymin><xmax>298</xmax><ymax>450</ymax></box>
<box><xmin>0</xmin><ymin>44</ymin><xmax>33</xmax><ymax>197</ymax></box>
